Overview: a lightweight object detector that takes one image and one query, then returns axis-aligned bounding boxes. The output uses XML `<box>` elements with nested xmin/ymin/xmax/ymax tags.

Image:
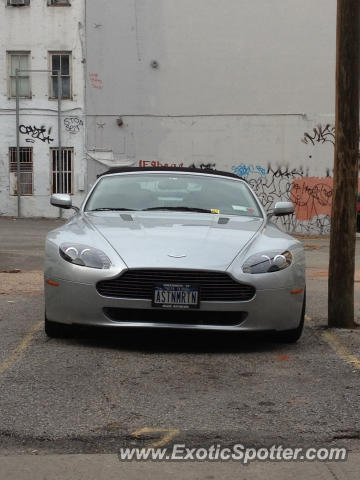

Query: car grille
<box><xmin>103</xmin><ymin>307</ymin><xmax>248</xmax><ymax>326</ymax></box>
<box><xmin>97</xmin><ymin>269</ymin><xmax>255</xmax><ymax>302</ymax></box>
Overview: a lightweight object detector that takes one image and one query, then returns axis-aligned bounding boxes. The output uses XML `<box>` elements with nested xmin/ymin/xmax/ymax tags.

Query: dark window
<box><xmin>51</xmin><ymin>148</ymin><xmax>73</xmax><ymax>194</ymax></box>
<box><xmin>7</xmin><ymin>0</ymin><xmax>30</xmax><ymax>6</ymax></box>
<box><xmin>48</xmin><ymin>0</ymin><xmax>70</xmax><ymax>5</ymax></box>
<box><xmin>49</xmin><ymin>53</ymin><xmax>72</xmax><ymax>99</ymax></box>
<box><xmin>8</xmin><ymin>52</ymin><xmax>31</xmax><ymax>98</ymax></box>
<box><xmin>9</xmin><ymin>147</ymin><xmax>33</xmax><ymax>195</ymax></box>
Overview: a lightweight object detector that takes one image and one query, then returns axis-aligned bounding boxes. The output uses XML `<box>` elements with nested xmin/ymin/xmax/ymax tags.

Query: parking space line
<box><xmin>306</xmin><ymin>315</ymin><xmax>360</xmax><ymax>372</ymax></box>
<box><xmin>0</xmin><ymin>320</ymin><xmax>43</xmax><ymax>376</ymax></box>
<box><xmin>132</xmin><ymin>427</ymin><xmax>180</xmax><ymax>447</ymax></box>
<box><xmin>321</xmin><ymin>331</ymin><xmax>360</xmax><ymax>372</ymax></box>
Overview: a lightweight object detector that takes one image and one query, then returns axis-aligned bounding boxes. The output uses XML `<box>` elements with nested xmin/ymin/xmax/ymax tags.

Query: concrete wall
<box><xmin>0</xmin><ymin>0</ymin><xmax>86</xmax><ymax>217</ymax></box>
<box><xmin>85</xmin><ymin>0</ymin><xmax>354</xmax><ymax>234</ymax></box>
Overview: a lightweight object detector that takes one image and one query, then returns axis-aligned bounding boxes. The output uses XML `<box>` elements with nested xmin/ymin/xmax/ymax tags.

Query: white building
<box><xmin>1</xmin><ymin>0</ymin><xmax>358</xmax><ymax>234</ymax></box>
<box><xmin>85</xmin><ymin>0</ymin><xmax>346</xmax><ymax>235</ymax></box>
<box><xmin>0</xmin><ymin>0</ymin><xmax>85</xmax><ymax>217</ymax></box>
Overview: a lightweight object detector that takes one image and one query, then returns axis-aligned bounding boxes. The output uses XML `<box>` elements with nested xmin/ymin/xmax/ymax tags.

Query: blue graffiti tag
<box><xmin>232</xmin><ymin>164</ymin><xmax>267</xmax><ymax>178</ymax></box>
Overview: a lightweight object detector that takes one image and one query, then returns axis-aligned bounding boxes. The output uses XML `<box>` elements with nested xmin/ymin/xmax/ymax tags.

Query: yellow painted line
<box><xmin>132</xmin><ymin>427</ymin><xmax>180</xmax><ymax>448</ymax></box>
<box><xmin>322</xmin><ymin>331</ymin><xmax>360</xmax><ymax>372</ymax></box>
<box><xmin>306</xmin><ymin>314</ymin><xmax>360</xmax><ymax>372</ymax></box>
<box><xmin>0</xmin><ymin>320</ymin><xmax>43</xmax><ymax>376</ymax></box>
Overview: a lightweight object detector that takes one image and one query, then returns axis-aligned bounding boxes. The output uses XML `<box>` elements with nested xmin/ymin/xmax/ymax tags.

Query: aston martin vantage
<box><xmin>44</xmin><ymin>167</ymin><xmax>306</xmax><ymax>341</ymax></box>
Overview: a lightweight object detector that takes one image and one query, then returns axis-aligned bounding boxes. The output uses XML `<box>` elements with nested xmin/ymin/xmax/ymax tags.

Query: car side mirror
<box><xmin>50</xmin><ymin>194</ymin><xmax>73</xmax><ymax>209</ymax></box>
<box><xmin>273</xmin><ymin>201</ymin><xmax>295</xmax><ymax>217</ymax></box>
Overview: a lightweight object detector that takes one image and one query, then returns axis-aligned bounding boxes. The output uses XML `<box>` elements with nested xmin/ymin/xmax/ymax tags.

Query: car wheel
<box><xmin>273</xmin><ymin>289</ymin><xmax>306</xmax><ymax>343</ymax></box>
<box><xmin>45</xmin><ymin>315</ymin><xmax>71</xmax><ymax>338</ymax></box>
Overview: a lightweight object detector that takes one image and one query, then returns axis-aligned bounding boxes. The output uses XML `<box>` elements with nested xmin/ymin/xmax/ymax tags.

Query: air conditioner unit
<box><xmin>9</xmin><ymin>0</ymin><xmax>29</xmax><ymax>6</ymax></box>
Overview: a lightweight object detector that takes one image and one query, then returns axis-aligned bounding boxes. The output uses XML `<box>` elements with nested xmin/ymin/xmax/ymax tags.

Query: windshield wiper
<box><xmin>142</xmin><ymin>206</ymin><xmax>212</xmax><ymax>213</ymax></box>
<box><xmin>88</xmin><ymin>207</ymin><xmax>138</xmax><ymax>212</ymax></box>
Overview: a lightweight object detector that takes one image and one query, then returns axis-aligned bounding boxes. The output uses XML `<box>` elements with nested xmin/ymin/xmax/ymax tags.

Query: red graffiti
<box><xmin>291</xmin><ymin>177</ymin><xmax>360</xmax><ymax>221</ymax></box>
<box><xmin>138</xmin><ymin>160</ymin><xmax>184</xmax><ymax>168</ymax></box>
<box><xmin>89</xmin><ymin>73</ymin><xmax>103</xmax><ymax>90</ymax></box>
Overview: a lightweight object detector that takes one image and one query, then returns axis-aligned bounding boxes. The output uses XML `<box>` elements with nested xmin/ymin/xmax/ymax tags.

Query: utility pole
<box><xmin>15</xmin><ymin>70</ymin><xmax>21</xmax><ymax>217</ymax></box>
<box><xmin>57</xmin><ymin>70</ymin><xmax>62</xmax><ymax>194</ymax></box>
<box><xmin>57</xmin><ymin>71</ymin><xmax>63</xmax><ymax>219</ymax></box>
<box><xmin>328</xmin><ymin>0</ymin><xmax>360</xmax><ymax>328</ymax></box>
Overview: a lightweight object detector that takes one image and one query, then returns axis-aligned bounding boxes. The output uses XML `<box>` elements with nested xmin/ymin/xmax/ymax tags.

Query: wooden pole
<box><xmin>328</xmin><ymin>0</ymin><xmax>360</xmax><ymax>328</ymax></box>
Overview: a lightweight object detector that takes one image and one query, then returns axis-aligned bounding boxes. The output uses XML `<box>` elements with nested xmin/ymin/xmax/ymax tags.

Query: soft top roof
<box><xmin>98</xmin><ymin>166</ymin><xmax>242</xmax><ymax>180</ymax></box>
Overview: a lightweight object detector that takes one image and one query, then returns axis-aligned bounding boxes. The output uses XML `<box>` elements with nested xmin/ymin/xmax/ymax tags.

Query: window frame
<box><xmin>47</xmin><ymin>0</ymin><xmax>71</xmax><ymax>6</ymax></box>
<box><xmin>7</xmin><ymin>51</ymin><xmax>31</xmax><ymax>99</ymax></box>
<box><xmin>9</xmin><ymin>147</ymin><xmax>33</xmax><ymax>196</ymax></box>
<box><xmin>50</xmin><ymin>147</ymin><xmax>74</xmax><ymax>195</ymax></box>
<box><xmin>48</xmin><ymin>51</ymin><xmax>72</xmax><ymax>100</ymax></box>
<box><xmin>6</xmin><ymin>0</ymin><xmax>30</xmax><ymax>7</ymax></box>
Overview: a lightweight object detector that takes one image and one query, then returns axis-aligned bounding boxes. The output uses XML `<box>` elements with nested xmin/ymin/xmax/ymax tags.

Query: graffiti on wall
<box><xmin>232</xmin><ymin>164</ymin><xmax>303</xmax><ymax>210</ymax></box>
<box><xmin>19</xmin><ymin>125</ymin><xmax>54</xmax><ymax>144</ymax></box>
<box><xmin>290</xmin><ymin>177</ymin><xmax>333</xmax><ymax>235</ymax></box>
<box><xmin>138</xmin><ymin>160</ymin><xmax>184</xmax><ymax>168</ymax></box>
<box><xmin>231</xmin><ymin>163</ymin><xmax>335</xmax><ymax>234</ymax></box>
<box><xmin>64</xmin><ymin>117</ymin><xmax>83</xmax><ymax>135</ymax></box>
<box><xmin>89</xmin><ymin>73</ymin><xmax>103</xmax><ymax>90</ymax></box>
<box><xmin>301</xmin><ymin>124</ymin><xmax>335</xmax><ymax>146</ymax></box>
<box><xmin>138</xmin><ymin>160</ymin><xmax>216</xmax><ymax>169</ymax></box>
<box><xmin>189</xmin><ymin>162</ymin><xmax>216</xmax><ymax>170</ymax></box>
<box><xmin>291</xmin><ymin>178</ymin><xmax>333</xmax><ymax>220</ymax></box>
<box><xmin>230</xmin><ymin>123</ymin><xmax>339</xmax><ymax>234</ymax></box>
<box><xmin>232</xmin><ymin>164</ymin><xmax>266</xmax><ymax>178</ymax></box>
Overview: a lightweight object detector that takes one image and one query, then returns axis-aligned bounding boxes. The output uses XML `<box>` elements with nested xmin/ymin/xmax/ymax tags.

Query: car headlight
<box><xmin>59</xmin><ymin>243</ymin><xmax>111</xmax><ymax>269</ymax></box>
<box><xmin>242</xmin><ymin>250</ymin><xmax>292</xmax><ymax>274</ymax></box>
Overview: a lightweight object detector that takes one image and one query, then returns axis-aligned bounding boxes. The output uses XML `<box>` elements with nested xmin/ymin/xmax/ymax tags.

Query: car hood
<box><xmin>86</xmin><ymin>212</ymin><xmax>263</xmax><ymax>270</ymax></box>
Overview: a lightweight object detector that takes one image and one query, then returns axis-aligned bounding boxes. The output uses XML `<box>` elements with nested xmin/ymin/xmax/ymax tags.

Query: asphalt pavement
<box><xmin>0</xmin><ymin>217</ymin><xmax>360</xmax><ymax>479</ymax></box>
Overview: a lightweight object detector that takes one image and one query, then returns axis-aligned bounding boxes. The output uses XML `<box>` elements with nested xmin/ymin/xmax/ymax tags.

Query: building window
<box><xmin>49</xmin><ymin>52</ymin><xmax>72</xmax><ymax>99</ymax></box>
<box><xmin>9</xmin><ymin>147</ymin><xmax>33</xmax><ymax>195</ymax></box>
<box><xmin>8</xmin><ymin>52</ymin><xmax>31</xmax><ymax>98</ymax></box>
<box><xmin>47</xmin><ymin>0</ymin><xmax>70</xmax><ymax>5</ymax></box>
<box><xmin>7</xmin><ymin>0</ymin><xmax>30</xmax><ymax>6</ymax></box>
<box><xmin>51</xmin><ymin>148</ymin><xmax>73</xmax><ymax>194</ymax></box>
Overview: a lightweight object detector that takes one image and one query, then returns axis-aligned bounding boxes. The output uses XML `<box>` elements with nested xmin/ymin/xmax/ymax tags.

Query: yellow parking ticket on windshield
<box><xmin>211</xmin><ymin>209</ymin><xmax>220</xmax><ymax>214</ymax></box>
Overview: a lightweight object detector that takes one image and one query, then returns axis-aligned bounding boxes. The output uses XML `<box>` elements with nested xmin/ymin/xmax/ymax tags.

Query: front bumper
<box><xmin>45</xmin><ymin>278</ymin><xmax>305</xmax><ymax>332</ymax></box>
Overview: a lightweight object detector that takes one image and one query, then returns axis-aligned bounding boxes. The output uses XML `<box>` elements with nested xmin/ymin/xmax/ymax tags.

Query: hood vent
<box><xmin>120</xmin><ymin>214</ymin><xmax>133</xmax><ymax>222</ymax></box>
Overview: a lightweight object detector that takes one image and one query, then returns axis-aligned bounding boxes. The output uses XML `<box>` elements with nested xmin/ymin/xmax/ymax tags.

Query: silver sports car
<box><xmin>44</xmin><ymin>167</ymin><xmax>306</xmax><ymax>342</ymax></box>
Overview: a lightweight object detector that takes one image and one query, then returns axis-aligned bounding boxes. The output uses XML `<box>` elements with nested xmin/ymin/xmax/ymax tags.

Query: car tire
<box><xmin>45</xmin><ymin>316</ymin><xmax>70</xmax><ymax>338</ymax></box>
<box><xmin>273</xmin><ymin>289</ymin><xmax>306</xmax><ymax>343</ymax></box>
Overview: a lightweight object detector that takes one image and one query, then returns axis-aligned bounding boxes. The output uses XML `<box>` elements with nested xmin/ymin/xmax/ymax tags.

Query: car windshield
<box><xmin>85</xmin><ymin>173</ymin><xmax>263</xmax><ymax>218</ymax></box>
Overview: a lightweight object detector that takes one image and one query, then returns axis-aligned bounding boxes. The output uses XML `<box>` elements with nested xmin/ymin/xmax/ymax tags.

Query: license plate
<box><xmin>153</xmin><ymin>284</ymin><xmax>199</xmax><ymax>309</ymax></box>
